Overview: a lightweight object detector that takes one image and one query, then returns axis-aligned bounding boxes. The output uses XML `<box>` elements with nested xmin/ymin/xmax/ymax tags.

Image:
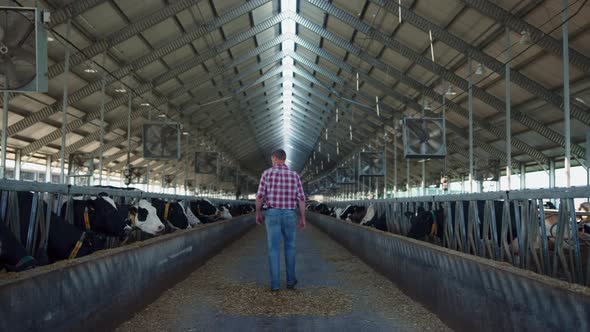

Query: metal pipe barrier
<box><xmin>308</xmin><ymin>212</ymin><xmax>590</xmax><ymax>332</ymax></box>
<box><xmin>324</xmin><ymin>186</ymin><xmax>590</xmax><ymax>286</ymax></box>
<box><xmin>0</xmin><ymin>215</ymin><xmax>255</xmax><ymax>332</ymax></box>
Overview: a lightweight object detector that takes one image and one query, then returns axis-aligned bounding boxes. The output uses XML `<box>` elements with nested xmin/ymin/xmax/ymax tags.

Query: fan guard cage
<box><xmin>0</xmin><ymin>6</ymin><xmax>48</xmax><ymax>92</ymax></box>
<box><xmin>402</xmin><ymin>117</ymin><xmax>446</xmax><ymax>159</ymax></box>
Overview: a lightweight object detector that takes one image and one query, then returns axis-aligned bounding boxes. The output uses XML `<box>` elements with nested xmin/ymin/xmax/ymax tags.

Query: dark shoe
<box><xmin>271</xmin><ymin>288</ymin><xmax>280</xmax><ymax>292</ymax></box>
<box><xmin>287</xmin><ymin>280</ymin><xmax>298</xmax><ymax>290</ymax></box>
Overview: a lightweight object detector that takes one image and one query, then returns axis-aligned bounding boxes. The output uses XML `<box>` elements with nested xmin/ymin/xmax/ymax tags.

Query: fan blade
<box><xmin>3</xmin><ymin>10</ymin><xmax>34</xmax><ymax>49</ymax></box>
<box><xmin>427</xmin><ymin>140</ymin><xmax>441</xmax><ymax>151</ymax></box>
<box><xmin>3</xmin><ymin>58</ymin><xmax>19</xmax><ymax>85</ymax></box>
<box><xmin>12</xmin><ymin>48</ymin><xmax>35</xmax><ymax>65</ymax></box>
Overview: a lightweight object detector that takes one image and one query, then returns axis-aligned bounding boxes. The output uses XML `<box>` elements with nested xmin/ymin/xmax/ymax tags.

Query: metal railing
<box><xmin>325</xmin><ymin>186</ymin><xmax>590</xmax><ymax>286</ymax></box>
<box><xmin>0</xmin><ymin>179</ymin><xmax>250</xmax><ymax>262</ymax></box>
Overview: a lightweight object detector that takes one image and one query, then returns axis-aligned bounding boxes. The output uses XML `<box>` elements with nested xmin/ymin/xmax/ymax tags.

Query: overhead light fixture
<box><xmin>140</xmin><ymin>102</ymin><xmax>150</xmax><ymax>106</ymax></box>
<box><xmin>446</xmin><ymin>85</ymin><xmax>457</xmax><ymax>96</ymax></box>
<box><xmin>158</xmin><ymin>114</ymin><xmax>166</xmax><ymax>118</ymax></box>
<box><xmin>423</xmin><ymin>100</ymin><xmax>432</xmax><ymax>111</ymax></box>
<box><xmin>47</xmin><ymin>35</ymin><xmax>54</xmax><ymax>42</ymax></box>
<box><xmin>574</xmin><ymin>97</ymin><xmax>586</xmax><ymax>105</ymax></box>
<box><xmin>84</xmin><ymin>62</ymin><xmax>98</xmax><ymax>74</ymax></box>
<box><xmin>115</xmin><ymin>84</ymin><xmax>127</xmax><ymax>93</ymax></box>
<box><xmin>520</xmin><ymin>30</ymin><xmax>532</xmax><ymax>46</ymax></box>
<box><xmin>475</xmin><ymin>63</ymin><xmax>485</xmax><ymax>76</ymax></box>
<box><xmin>182</xmin><ymin>131</ymin><xmax>189</xmax><ymax>135</ymax></box>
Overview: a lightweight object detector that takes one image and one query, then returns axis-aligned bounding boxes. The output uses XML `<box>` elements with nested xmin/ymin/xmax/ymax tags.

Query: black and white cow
<box><xmin>217</xmin><ymin>204</ymin><xmax>233</xmax><ymax>220</ymax></box>
<box><xmin>189</xmin><ymin>199</ymin><xmax>223</xmax><ymax>224</ymax></box>
<box><xmin>151</xmin><ymin>198</ymin><xmax>189</xmax><ymax>231</ymax></box>
<box><xmin>60</xmin><ymin>194</ymin><xmax>130</xmax><ymax>250</ymax></box>
<box><xmin>358</xmin><ymin>204</ymin><xmax>388</xmax><ymax>231</ymax></box>
<box><xmin>117</xmin><ymin>199</ymin><xmax>165</xmax><ymax>235</ymax></box>
<box><xmin>8</xmin><ymin>191</ymin><xmax>97</xmax><ymax>263</ymax></box>
<box><xmin>228</xmin><ymin>203</ymin><xmax>254</xmax><ymax>217</ymax></box>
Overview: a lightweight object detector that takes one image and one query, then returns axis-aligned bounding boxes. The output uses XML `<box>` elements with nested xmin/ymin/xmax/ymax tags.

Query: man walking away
<box><xmin>256</xmin><ymin>149</ymin><xmax>306</xmax><ymax>292</ymax></box>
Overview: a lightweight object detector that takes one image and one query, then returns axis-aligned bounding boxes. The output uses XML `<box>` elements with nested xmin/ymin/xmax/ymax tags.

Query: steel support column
<box><xmin>14</xmin><ymin>149</ymin><xmax>21</xmax><ymax>180</ymax></box>
<box><xmin>1</xmin><ymin>90</ymin><xmax>8</xmax><ymax>179</ymax></box>
<box><xmin>562</xmin><ymin>0</ymin><xmax>571</xmax><ymax>187</ymax></box>
<box><xmin>468</xmin><ymin>58</ymin><xmax>474</xmax><ymax>193</ymax></box>
<box><xmin>505</xmin><ymin>27</ymin><xmax>512</xmax><ymax>191</ymax></box>
<box><xmin>45</xmin><ymin>156</ymin><xmax>51</xmax><ymax>183</ymax></box>
<box><xmin>60</xmin><ymin>19</ymin><xmax>72</xmax><ymax>184</ymax></box>
<box><xmin>586</xmin><ymin>130</ymin><xmax>590</xmax><ymax>187</ymax></box>
<box><xmin>406</xmin><ymin>159</ymin><xmax>410</xmax><ymax>194</ymax></box>
<box><xmin>98</xmin><ymin>53</ymin><xmax>107</xmax><ymax>186</ymax></box>
<box><xmin>127</xmin><ymin>92</ymin><xmax>132</xmax><ymax>166</ymax></box>
<box><xmin>520</xmin><ymin>164</ymin><xmax>526</xmax><ymax>190</ymax></box>
<box><xmin>393</xmin><ymin>133</ymin><xmax>398</xmax><ymax>195</ymax></box>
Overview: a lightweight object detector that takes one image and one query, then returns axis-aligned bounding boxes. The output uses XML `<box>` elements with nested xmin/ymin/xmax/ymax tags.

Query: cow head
<box><xmin>129</xmin><ymin>199</ymin><xmax>165</xmax><ymax>235</ymax></box>
<box><xmin>182</xmin><ymin>203</ymin><xmax>201</xmax><ymax>226</ymax></box>
<box><xmin>86</xmin><ymin>194</ymin><xmax>127</xmax><ymax>236</ymax></box>
<box><xmin>360</xmin><ymin>204</ymin><xmax>376</xmax><ymax>225</ymax></box>
<box><xmin>216</xmin><ymin>205</ymin><xmax>233</xmax><ymax>219</ymax></box>
<box><xmin>191</xmin><ymin>199</ymin><xmax>218</xmax><ymax>216</ymax></box>
<box><xmin>152</xmin><ymin>198</ymin><xmax>189</xmax><ymax>230</ymax></box>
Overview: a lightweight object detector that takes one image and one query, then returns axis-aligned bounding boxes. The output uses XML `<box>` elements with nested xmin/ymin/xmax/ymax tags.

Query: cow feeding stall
<box><xmin>319</xmin><ymin>186</ymin><xmax>590</xmax><ymax>330</ymax></box>
<box><xmin>0</xmin><ymin>180</ymin><xmax>255</xmax><ymax>331</ymax></box>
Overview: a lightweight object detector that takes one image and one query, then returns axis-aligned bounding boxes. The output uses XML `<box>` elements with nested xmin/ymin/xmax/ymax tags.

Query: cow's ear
<box><xmin>130</xmin><ymin>206</ymin><xmax>138</xmax><ymax>214</ymax></box>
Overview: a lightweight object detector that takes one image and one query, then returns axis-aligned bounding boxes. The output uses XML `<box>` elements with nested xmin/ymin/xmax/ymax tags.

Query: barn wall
<box><xmin>0</xmin><ymin>216</ymin><xmax>255</xmax><ymax>332</ymax></box>
<box><xmin>308</xmin><ymin>212</ymin><xmax>590</xmax><ymax>332</ymax></box>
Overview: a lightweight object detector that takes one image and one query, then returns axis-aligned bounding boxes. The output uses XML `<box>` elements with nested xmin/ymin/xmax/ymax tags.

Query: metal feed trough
<box><xmin>326</xmin><ymin>186</ymin><xmax>590</xmax><ymax>286</ymax></box>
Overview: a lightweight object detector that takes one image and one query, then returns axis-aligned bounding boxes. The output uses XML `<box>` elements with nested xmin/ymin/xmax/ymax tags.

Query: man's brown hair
<box><xmin>272</xmin><ymin>149</ymin><xmax>287</xmax><ymax>161</ymax></box>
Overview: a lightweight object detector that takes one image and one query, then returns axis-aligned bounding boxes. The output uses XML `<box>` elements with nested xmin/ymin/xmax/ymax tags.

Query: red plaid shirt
<box><xmin>256</xmin><ymin>163</ymin><xmax>305</xmax><ymax>209</ymax></box>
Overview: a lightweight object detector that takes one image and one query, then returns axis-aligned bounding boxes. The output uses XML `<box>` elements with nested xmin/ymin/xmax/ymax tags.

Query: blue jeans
<box><xmin>264</xmin><ymin>208</ymin><xmax>297</xmax><ymax>290</ymax></box>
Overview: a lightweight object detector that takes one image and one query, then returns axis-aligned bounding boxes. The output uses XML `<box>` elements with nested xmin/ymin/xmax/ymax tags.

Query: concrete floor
<box><xmin>116</xmin><ymin>223</ymin><xmax>452</xmax><ymax>332</ymax></box>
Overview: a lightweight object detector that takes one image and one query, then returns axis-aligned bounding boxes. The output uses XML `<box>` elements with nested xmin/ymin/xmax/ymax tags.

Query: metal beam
<box><xmin>459</xmin><ymin>0</ymin><xmax>590</xmax><ymax>74</ymax></box>
<box><xmin>354</xmin><ymin>0</ymin><xmax>589</xmax><ymax>153</ymax></box>
<box><xmin>6</xmin><ymin>0</ymin><xmax>271</xmax><ymax>139</ymax></box>
<box><xmin>288</xmin><ymin>22</ymin><xmax>546</xmax><ymax>167</ymax></box>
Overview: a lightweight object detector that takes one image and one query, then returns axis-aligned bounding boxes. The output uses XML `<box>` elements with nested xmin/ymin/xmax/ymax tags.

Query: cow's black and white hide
<box><xmin>60</xmin><ymin>194</ymin><xmax>130</xmax><ymax>250</ymax></box>
<box><xmin>151</xmin><ymin>198</ymin><xmax>189</xmax><ymax>232</ymax></box>
<box><xmin>189</xmin><ymin>200</ymin><xmax>222</xmax><ymax>224</ymax></box>
<box><xmin>217</xmin><ymin>204</ymin><xmax>233</xmax><ymax>220</ymax></box>
<box><xmin>406</xmin><ymin>207</ymin><xmax>438</xmax><ymax>240</ymax></box>
<box><xmin>314</xmin><ymin>204</ymin><xmax>332</xmax><ymax>216</ymax></box>
<box><xmin>2</xmin><ymin>190</ymin><xmax>96</xmax><ymax>264</ymax></box>
<box><xmin>228</xmin><ymin>204</ymin><xmax>254</xmax><ymax>217</ymax></box>
<box><xmin>359</xmin><ymin>204</ymin><xmax>387</xmax><ymax>231</ymax></box>
<box><xmin>117</xmin><ymin>199</ymin><xmax>165</xmax><ymax>236</ymax></box>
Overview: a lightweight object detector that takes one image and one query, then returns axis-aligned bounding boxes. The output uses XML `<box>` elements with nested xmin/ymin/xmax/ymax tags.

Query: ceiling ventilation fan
<box><xmin>0</xmin><ymin>6</ymin><xmax>48</xmax><ymax>92</ymax></box>
<box><xmin>402</xmin><ymin>117</ymin><xmax>446</xmax><ymax>159</ymax></box>
<box><xmin>68</xmin><ymin>154</ymin><xmax>93</xmax><ymax>186</ymax></box>
<box><xmin>163</xmin><ymin>174</ymin><xmax>174</xmax><ymax>187</ymax></box>
<box><xmin>131</xmin><ymin>167</ymin><xmax>146</xmax><ymax>184</ymax></box>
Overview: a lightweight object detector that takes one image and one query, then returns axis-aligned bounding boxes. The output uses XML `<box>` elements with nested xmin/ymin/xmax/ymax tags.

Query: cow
<box><xmin>117</xmin><ymin>199</ymin><xmax>165</xmax><ymax>235</ymax></box>
<box><xmin>348</xmin><ymin>206</ymin><xmax>368</xmax><ymax>224</ymax></box>
<box><xmin>313</xmin><ymin>203</ymin><xmax>332</xmax><ymax>216</ymax></box>
<box><xmin>406</xmin><ymin>207</ymin><xmax>436</xmax><ymax>240</ymax></box>
<box><xmin>60</xmin><ymin>194</ymin><xmax>131</xmax><ymax>250</ymax></box>
<box><xmin>189</xmin><ymin>199</ymin><xmax>224</xmax><ymax>224</ymax></box>
<box><xmin>151</xmin><ymin>198</ymin><xmax>189</xmax><ymax>232</ymax></box>
<box><xmin>228</xmin><ymin>203</ymin><xmax>254</xmax><ymax>217</ymax></box>
<box><xmin>359</xmin><ymin>204</ymin><xmax>388</xmax><ymax>231</ymax></box>
<box><xmin>217</xmin><ymin>204</ymin><xmax>233</xmax><ymax>220</ymax></box>
<box><xmin>0</xmin><ymin>222</ymin><xmax>36</xmax><ymax>271</ymax></box>
<box><xmin>181</xmin><ymin>202</ymin><xmax>202</xmax><ymax>226</ymax></box>
<box><xmin>8</xmin><ymin>191</ymin><xmax>97</xmax><ymax>263</ymax></box>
